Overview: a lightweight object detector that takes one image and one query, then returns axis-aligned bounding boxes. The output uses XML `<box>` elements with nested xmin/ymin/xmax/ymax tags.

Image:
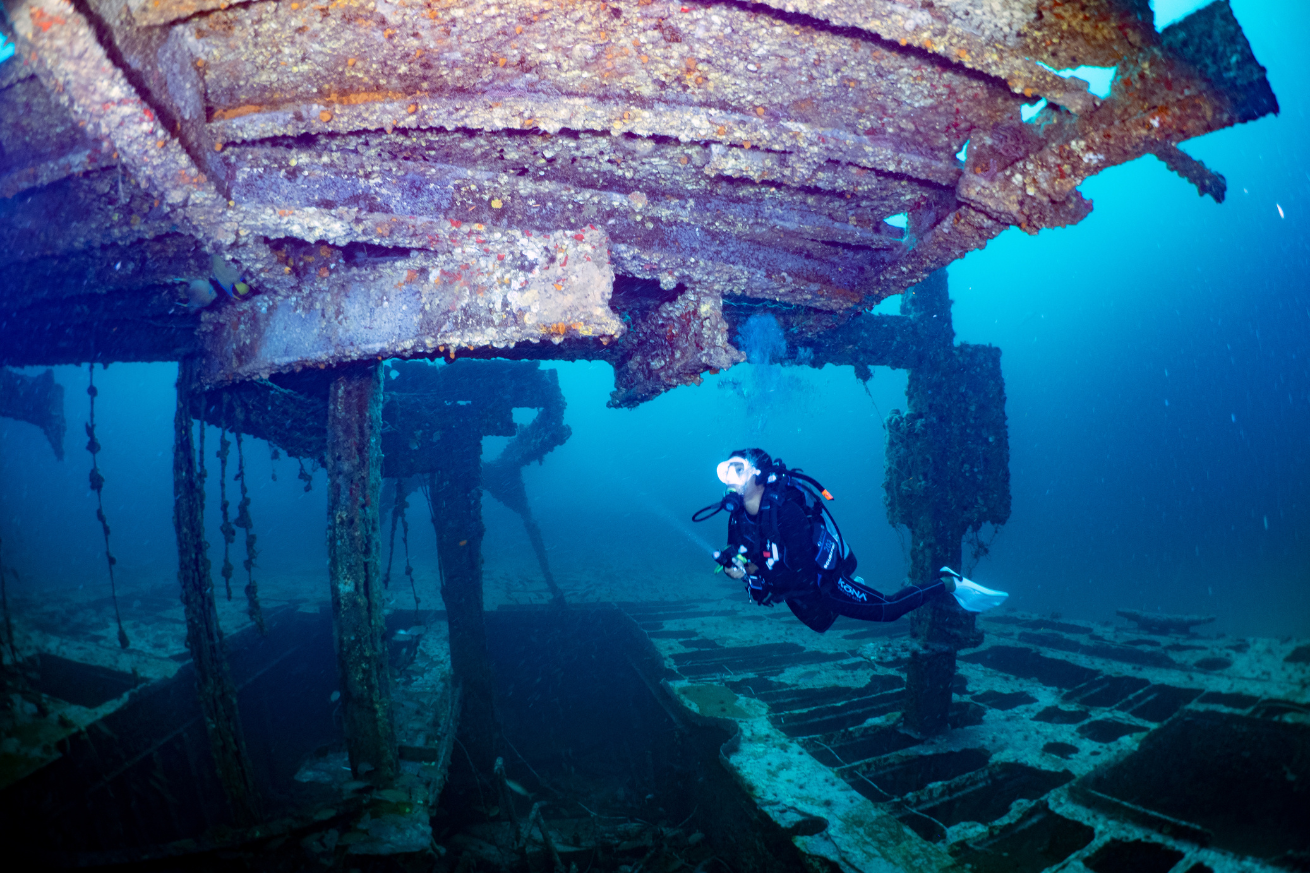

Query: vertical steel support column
<box><xmin>429</xmin><ymin>427</ymin><xmax>499</xmax><ymax>773</ymax></box>
<box><xmin>327</xmin><ymin>362</ymin><xmax>398</xmax><ymax>784</ymax></box>
<box><xmin>173</xmin><ymin>358</ymin><xmax>260</xmax><ymax>825</ymax></box>
<box><xmin>888</xmin><ymin>272</ymin><xmax>986</xmax><ymax>736</ymax></box>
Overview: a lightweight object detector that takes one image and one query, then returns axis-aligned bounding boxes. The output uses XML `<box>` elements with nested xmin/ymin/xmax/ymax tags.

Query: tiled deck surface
<box><xmin>618</xmin><ymin>598</ymin><xmax>1310</xmax><ymax>873</ymax></box>
<box><xmin>4</xmin><ymin>580</ymin><xmax>1308</xmax><ymax>871</ymax></box>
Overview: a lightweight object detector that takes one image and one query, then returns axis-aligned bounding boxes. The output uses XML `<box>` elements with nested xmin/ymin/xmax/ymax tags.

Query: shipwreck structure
<box><xmin>0</xmin><ymin>0</ymin><xmax>1290</xmax><ymax>870</ymax></box>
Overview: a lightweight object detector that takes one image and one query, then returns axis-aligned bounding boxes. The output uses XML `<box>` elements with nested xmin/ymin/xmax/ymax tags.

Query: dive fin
<box><xmin>940</xmin><ymin>567</ymin><xmax>1008</xmax><ymax>613</ymax></box>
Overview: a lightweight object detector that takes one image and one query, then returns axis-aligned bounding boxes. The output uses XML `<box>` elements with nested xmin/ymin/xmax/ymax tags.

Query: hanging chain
<box><xmin>217</xmin><ymin>400</ymin><xmax>236</xmax><ymax>601</ymax></box>
<box><xmin>384</xmin><ymin>482</ymin><xmax>403</xmax><ymax>590</ymax></box>
<box><xmin>965</xmin><ymin>524</ymin><xmax>1001</xmax><ymax>576</ymax></box>
<box><xmin>86</xmin><ymin>364</ymin><xmax>129</xmax><ymax>649</ymax></box>
<box><xmin>399</xmin><ymin>487</ymin><xmax>420</xmax><ymax>616</ymax></box>
<box><xmin>233</xmin><ymin>426</ymin><xmax>265</xmax><ymax>634</ymax></box>
<box><xmin>420</xmin><ymin>479</ymin><xmax>446</xmax><ymax>595</ymax></box>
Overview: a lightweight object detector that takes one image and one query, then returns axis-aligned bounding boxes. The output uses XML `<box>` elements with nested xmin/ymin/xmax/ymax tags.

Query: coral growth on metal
<box><xmin>0</xmin><ymin>0</ymin><xmax>1277</xmax><ymax>403</ymax></box>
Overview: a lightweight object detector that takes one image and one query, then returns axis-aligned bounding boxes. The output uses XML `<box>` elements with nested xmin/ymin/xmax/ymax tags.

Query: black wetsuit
<box><xmin>725</xmin><ymin>482</ymin><xmax>945</xmax><ymax>633</ymax></box>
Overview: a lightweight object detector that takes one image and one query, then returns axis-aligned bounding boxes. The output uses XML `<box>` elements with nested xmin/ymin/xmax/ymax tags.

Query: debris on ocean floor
<box><xmin>3</xmin><ymin>585</ymin><xmax>1305</xmax><ymax>871</ymax></box>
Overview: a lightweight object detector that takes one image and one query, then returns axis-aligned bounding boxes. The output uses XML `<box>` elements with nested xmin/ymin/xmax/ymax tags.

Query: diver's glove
<box><xmin>714</xmin><ymin>545</ymin><xmax>749</xmax><ymax>576</ymax></box>
<box><xmin>940</xmin><ymin>567</ymin><xmax>1008</xmax><ymax>612</ymax></box>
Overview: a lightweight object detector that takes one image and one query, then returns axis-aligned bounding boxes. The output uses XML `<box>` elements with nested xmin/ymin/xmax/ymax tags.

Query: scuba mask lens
<box><xmin>717</xmin><ymin>457</ymin><xmax>759</xmax><ymax>494</ymax></box>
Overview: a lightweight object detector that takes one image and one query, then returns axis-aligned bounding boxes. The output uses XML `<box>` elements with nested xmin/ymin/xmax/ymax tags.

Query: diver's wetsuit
<box><xmin>725</xmin><ymin>483</ymin><xmax>945</xmax><ymax>633</ymax></box>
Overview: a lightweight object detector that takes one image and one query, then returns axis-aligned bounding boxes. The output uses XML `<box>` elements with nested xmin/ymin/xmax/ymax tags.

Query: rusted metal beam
<box><xmin>173</xmin><ymin>358</ymin><xmax>261</xmax><ymax>824</ymax></box>
<box><xmin>0</xmin><ymin>72</ymin><xmax>118</xmax><ymax>199</ymax></box>
<box><xmin>6</xmin><ymin>0</ymin><xmax>232</xmax><ymax>262</ymax></box>
<box><xmin>0</xmin><ymin>0</ymin><xmax>1280</xmax><ymax>402</ymax></box>
<box><xmin>198</xmin><ymin>226</ymin><xmax>621</xmax><ymax>383</ymax></box>
<box><xmin>1147</xmin><ymin>143</ymin><xmax>1226</xmax><ymax>203</ymax></box>
<box><xmin>612</xmin><ymin>286</ymin><xmax>743</xmax><ymax>407</ymax></box>
<box><xmin>954</xmin><ymin>2</ymin><xmax>1273</xmax><ymax>239</ymax></box>
<box><xmin>0</xmin><ymin>367</ymin><xmax>65</xmax><ymax>459</ymax></box>
<box><xmin>326</xmin><ymin>361</ymin><xmax>398</xmax><ymax>785</ymax></box>
<box><xmin>883</xmin><ymin>272</ymin><xmax>1009</xmax><ymax>736</ymax></box>
<box><xmin>207</xmin><ymin>135</ymin><xmax>907</xmax><ymax>311</ymax></box>
<box><xmin>428</xmin><ymin>428</ymin><xmax>499</xmax><ymax>775</ymax></box>
<box><xmin>744</xmin><ymin>0</ymin><xmax>1105</xmax><ymax>114</ymax></box>
<box><xmin>125</xmin><ymin>0</ymin><xmax>240</xmax><ymax>28</ymax></box>
<box><xmin>195</xmin><ymin>376</ymin><xmax>329</xmax><ymax>463</ymax></box>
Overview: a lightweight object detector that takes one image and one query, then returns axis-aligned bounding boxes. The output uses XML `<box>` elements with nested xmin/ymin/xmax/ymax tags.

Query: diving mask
<box><xmin>717</xmin><ymin>456</ymin><xmax>759</xmax><ymax>494</ymax></box>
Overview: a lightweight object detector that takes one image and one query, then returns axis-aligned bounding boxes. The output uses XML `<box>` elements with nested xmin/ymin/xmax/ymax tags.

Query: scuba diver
<box><xmin>692</xmin><ymin>449</ymin><xmax>1006</xmax><ymax>633</ymax></box>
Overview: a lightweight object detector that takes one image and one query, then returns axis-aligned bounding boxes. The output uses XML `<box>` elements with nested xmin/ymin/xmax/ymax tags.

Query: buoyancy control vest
<box><xmin>698</xmin><ymin>463</ymin><xmax>858</xmax><ymax>587</ymax></box>
<box><xmin>758</xmin><ymin>477</ymin><xmax>858</xmax><ymax>582</ymax></box>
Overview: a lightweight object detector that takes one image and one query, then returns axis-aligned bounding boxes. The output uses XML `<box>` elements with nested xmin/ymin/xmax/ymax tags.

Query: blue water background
<box><xmin>0</xmin><ymin>0</ymin><xmax>1305</xmax><ymax>637</ymax></box>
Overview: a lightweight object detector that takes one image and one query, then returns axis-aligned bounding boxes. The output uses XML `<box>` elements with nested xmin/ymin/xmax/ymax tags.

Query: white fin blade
<box><xmin>951</xmin><ymin>577</ymin><xmax>1008</xmax><ymax>612</ymax></box>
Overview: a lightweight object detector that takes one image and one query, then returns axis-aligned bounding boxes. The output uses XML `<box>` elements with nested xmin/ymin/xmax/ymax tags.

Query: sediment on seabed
<box><xmin>2</xmin><ymin>582</ymin><xmax>1306</xmax><ymax>872</ymax></box>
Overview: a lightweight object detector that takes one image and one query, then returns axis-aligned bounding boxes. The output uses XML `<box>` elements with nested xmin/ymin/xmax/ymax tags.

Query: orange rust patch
<box><xmin>214</xmin><ymin>89</ymin><xmax>413</xmax><ymax>122</ymax></box>
<box><xmin>30</xmin><ymin>7</ymin><xmax>66</xmax><ymax>32</ymax></box>
<box><xmin>212</xmin><ymin>104</ymin><xmax>268</xmax><ymax>121</ymax></box>
<box><xmin>328</xmin><ymin>90</ymin><xmax>410</xmax><ymax>106</ymax></box>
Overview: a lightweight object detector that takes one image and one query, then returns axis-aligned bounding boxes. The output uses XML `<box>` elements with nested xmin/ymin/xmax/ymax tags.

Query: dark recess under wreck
<box><xmin>1</xmin><ymin>0</ymin><xmax>1304</xmax><ymax>871</ymax></box>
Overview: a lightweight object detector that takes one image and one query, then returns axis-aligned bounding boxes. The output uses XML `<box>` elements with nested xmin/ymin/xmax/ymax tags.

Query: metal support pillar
<box><xmin>428</xmin><ymin>428</ymin><xmax>499</xmax><ymax>774</ymax></box>
<box><xmin>0</xmin><ymin>367</ymin><xmax>65</xmax><ymax>459</ymax></box>
<box><xmin>902</xmin><ymin>273</ymin><xmax>971</xmax><ymax>736</ymax></box>
<box><xmin>886</xmin><ymin>270</ymin><xmax>1008</xmax><ymax>736</ymax></box>
<box><xmin>326</xmin><ymin>362</ymin><xmax>398</xmax><ymax>784</ymax></box>
<box><xmin>173</xmin><ymin>358</ymin><xmax>260</xmax><ymax>824</ymax></box>
<box><xmin>482</xmin><ymin>457</ymin><xmax>565</xmax><ymax>605</ymax></box>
